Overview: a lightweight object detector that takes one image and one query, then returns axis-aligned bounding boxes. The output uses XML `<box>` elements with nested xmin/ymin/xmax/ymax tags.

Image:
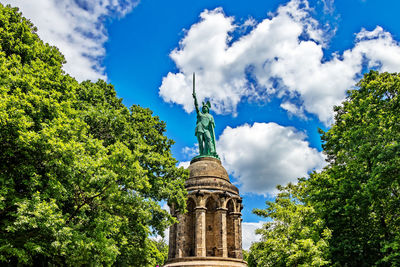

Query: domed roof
<box><xmin>186</xmin><ymin>157</ymin><xmax>239</xmax><ymax>195</ymax></box>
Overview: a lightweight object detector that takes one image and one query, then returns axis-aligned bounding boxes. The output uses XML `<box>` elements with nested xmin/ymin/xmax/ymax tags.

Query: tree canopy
<box><xmin>249</xmin><ymin>71</ymin><xmax>400</xmax><ymax>266</ymax></box>
<box><xmin>0</xmin><ymin>4</ymin><xmax>187</xmax><ymax>266</ymax></box>
<box><xmin>306</xmin><ymin>70</ymin><xmax>400</xmax><ymax>266</ymax></box>
<box><xmin>248</xmin><ymin>184</ymin><xmax>331</xmax><ymax>267</ymax></box>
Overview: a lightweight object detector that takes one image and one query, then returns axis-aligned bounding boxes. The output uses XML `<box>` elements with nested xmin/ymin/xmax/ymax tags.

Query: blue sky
<box><xmin>6</xmin><ymin>0</ymin><xmax>400</xmax><ymax>248</ymax></box>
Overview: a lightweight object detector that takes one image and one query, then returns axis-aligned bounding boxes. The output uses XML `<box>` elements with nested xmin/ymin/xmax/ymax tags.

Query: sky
<box><xmin>4</xmin><ymin>0</ymin><xmax>400</xmax><ymax>250</ymax></box>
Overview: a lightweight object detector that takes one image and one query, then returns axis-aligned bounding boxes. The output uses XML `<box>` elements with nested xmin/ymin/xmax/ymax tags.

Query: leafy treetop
<box><xmin>249</xmin><ymin>70</ymin><xmax>400</xmax><ymax>266</ymax></box>
<box><xmin>0</xmin><ymin>4</ymin><xmax>187</xmax><ymax>266</ymax></box>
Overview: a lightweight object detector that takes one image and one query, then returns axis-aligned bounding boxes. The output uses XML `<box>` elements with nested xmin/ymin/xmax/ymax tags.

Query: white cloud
<box><xmin>217</xmin><ymin>122</ymin><xmax>325</xmax><ymax>195</ymax></box>
<box><xmin>280</xmin><ymin>101</ymin><xmax>307</xmax><ymax>119</ymax></box>
<box><xmin>242</xmin><ymin>221</ymin><xmax>264</xmax><ymax>250</ymax></box>
<box><xmin>182</xmin><ymin>145</ymin><xmax>198</xmax><ymax>160</ymax></box>
<box><xmin>4</xmin><ymin>0</ymin><xmax>138</xmax><ymax>81</ymax></box>
<box><xmin>242</xmin><ymin>17</ymin><xmax>257</xmax><ymax>29</ymax></box>
<box><xmin>177</xmin><ymin>161</ymin><xmax>190</xmax><ymax>169</ymax></box>
<box><xmin>159</xmin><ymin>0</ymin><xmax>400</xmax><ymax>124</ymax></box>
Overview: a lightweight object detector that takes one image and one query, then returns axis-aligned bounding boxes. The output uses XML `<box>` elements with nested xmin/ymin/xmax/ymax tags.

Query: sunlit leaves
<box><xmin>249</xmin><ymin>183</ymin><xmax>331</xmax><ymax>267</ymax></box>
<box><xmin>249</xmin><ymin>70</ymin><xmax>400</xmax><ymax>266</ymax></box>
<box><xmin>308</xmin><ymin>70</ymin><xmax>400</xmax><ymax>265</ymax></box>
<box><xmin>0</xmin><ymin>4</ymin><xmax>187</xmax><ymax>266</ymax></box>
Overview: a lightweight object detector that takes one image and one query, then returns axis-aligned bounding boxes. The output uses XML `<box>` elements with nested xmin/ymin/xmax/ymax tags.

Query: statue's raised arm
<box><xmin>192</xmin><ymin>73</ymin><xmax>200</xmax><ymax>114</ymax></box>
<box><xmin>192</xmin><ymin>73</ymin><xmax>219</xmax><ymax>159</ymax></box>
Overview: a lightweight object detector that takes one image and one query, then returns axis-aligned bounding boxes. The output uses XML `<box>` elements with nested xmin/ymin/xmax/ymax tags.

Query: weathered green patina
<box><xmin>192</xmin><ymin>73</ymin><xmax>219</xmax><ymax>159</ymax></box>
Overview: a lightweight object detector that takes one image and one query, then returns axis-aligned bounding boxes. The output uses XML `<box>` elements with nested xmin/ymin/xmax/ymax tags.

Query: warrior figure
<box><xmin>192</xmin><ymin>74</ymin><xmax>218</xmax><ymax>158</ymax></box>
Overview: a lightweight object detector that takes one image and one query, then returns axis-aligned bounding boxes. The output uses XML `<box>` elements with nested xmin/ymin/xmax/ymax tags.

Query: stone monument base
<box><xmin>164</xmin><ymin>256</ymin><xmax>248</xmax><ymax>267</ymax></box>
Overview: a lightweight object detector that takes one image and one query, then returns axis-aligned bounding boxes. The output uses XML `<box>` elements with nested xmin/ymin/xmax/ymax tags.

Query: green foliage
<box><xmin>305</xmin><ymin>70</ymin><xmax>400</xmax><ymax>266</ymax></box>
<box><xmin>242</xmin><ymin>249</ymin><xmax>250</xmax><ymax>262</ymax></box>
<box><xmin>0</xmin><ymin>4</ymin><xmax>187</xmax><ymax>266</ymax></box>
<box><xmin>150</xmin><ymin>238</ymin><xmax>169</xmax><ymax>266</ymax></box>
<box><xmin>248</xmin><ymin>184</ymin><xmax>331</xmax><ymax>267</ymax></box>
<box><xmin>249</xmin><ymin>71</ymin><xmax>400</xmax><ymax>266</ymax></box>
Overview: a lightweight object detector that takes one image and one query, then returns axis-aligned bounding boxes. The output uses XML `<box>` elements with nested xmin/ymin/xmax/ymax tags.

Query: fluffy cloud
<box><xmin>3</xmin><ymin>0</ymin><xmax>137</xmax><ymax>81</ymax></box>
<box><xmin>177</xmin><ymin>161</ymin><xmax>190</xmax><ymax>169</ymax></box>
<box><xmin>159</xmin><ymin>0</ymin><xmax>400</xmax><ymax>124</ymax></box>
<box><xmin>242</xmin><ymin>221</ymin><xmax>264</xmax><ymax>250</ymax></box>
<box><xmin>280</xmin><ymin>101</ymin><xmax>307</xmax><ymax>119</ymax></box>
<box><xmin>182</xmin><ymin>145</ymin><xmax>199</xmax><ymax>159</ymax></box>
<box><xmin>217</xmin><ymin>122</ymin><xmax>325</xmax><ymax>195</ymax></box>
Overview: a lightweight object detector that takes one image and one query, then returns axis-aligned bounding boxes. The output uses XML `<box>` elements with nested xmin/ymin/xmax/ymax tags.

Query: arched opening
<box><xmin>184</xmin><ymin>198</ymin><xmax>196</xmax><ymax>257</ymax></box>
<box><xmin>205</xmin><ymin>197</ymin><xmax>217</xmax><ymax>256</ymax></box>
<box><xmin>227</xmin><ymin>199</ymin><xmax>236</xmax><ymax>258</ymax></box>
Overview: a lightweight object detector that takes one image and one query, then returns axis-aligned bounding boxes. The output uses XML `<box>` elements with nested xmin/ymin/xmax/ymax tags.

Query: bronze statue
<box><xmin>192</xmin><ymin>73</ymin><xmax>219</xmax><ymax>159</ymax></box>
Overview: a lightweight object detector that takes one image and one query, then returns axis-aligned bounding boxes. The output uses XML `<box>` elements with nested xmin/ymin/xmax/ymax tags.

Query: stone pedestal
<box><xmin>164</xmin><ymin>157</ymin><xmax>247</xmax><ymax>267</ymax></box>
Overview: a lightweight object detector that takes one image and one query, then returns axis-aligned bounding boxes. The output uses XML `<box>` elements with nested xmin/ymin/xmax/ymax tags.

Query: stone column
<box><xmin>168</xmin><ymin>221</ymin><xmax>177</xmax><ymax>259</ymax></box>
<box><xmin>168</xmin><ymin>204</ymin><xmax>177</xmax><ymax>259</ymax></box>
<box><xmin>237</xmin><ymin>217</ymin><xmax>243</xmax><ymax>259</ymax></box>
<box><xmin>175</xmin><ymin>213</ymin><xmax>185</xmax><ymax>258</ymax></box>
<box><xmin>216</xmin><ymin>207</ymin><xmax>228</xmax><ymax>257</ymax></box>
<box><xmin>195</xmin><ymin>206</ymin><xmax>206</xmax><ymax>256</ymax></box>
<box><xmin>232</xmin><ymin>212</ymin><xmax>242</xmax><ymax>258</ymax></box>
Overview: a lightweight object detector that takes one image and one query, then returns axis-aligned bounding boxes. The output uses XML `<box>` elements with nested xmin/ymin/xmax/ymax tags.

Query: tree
<box><xmin>150</xmin><ymin>238</ymin><xmax>169</xmax><ymax>266</ymax></box>
<box><xmin>0</xmin><ymin>4</ymin><xmax>187</xmax><ymax>266</ymax></box>
<box><xmin>248</xmin><ymin>183</ymin><xmax>331</xmax><ymax>267</ymax></box>
<box><xmin>249</xmin><ymin>71</ymin><xmax>400</xmax><ymax>266</ymax></box>
<box><xmin>304</xmin><ymin>70</ymin><xmax>400</xmax><ymax>266</ymax></box>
